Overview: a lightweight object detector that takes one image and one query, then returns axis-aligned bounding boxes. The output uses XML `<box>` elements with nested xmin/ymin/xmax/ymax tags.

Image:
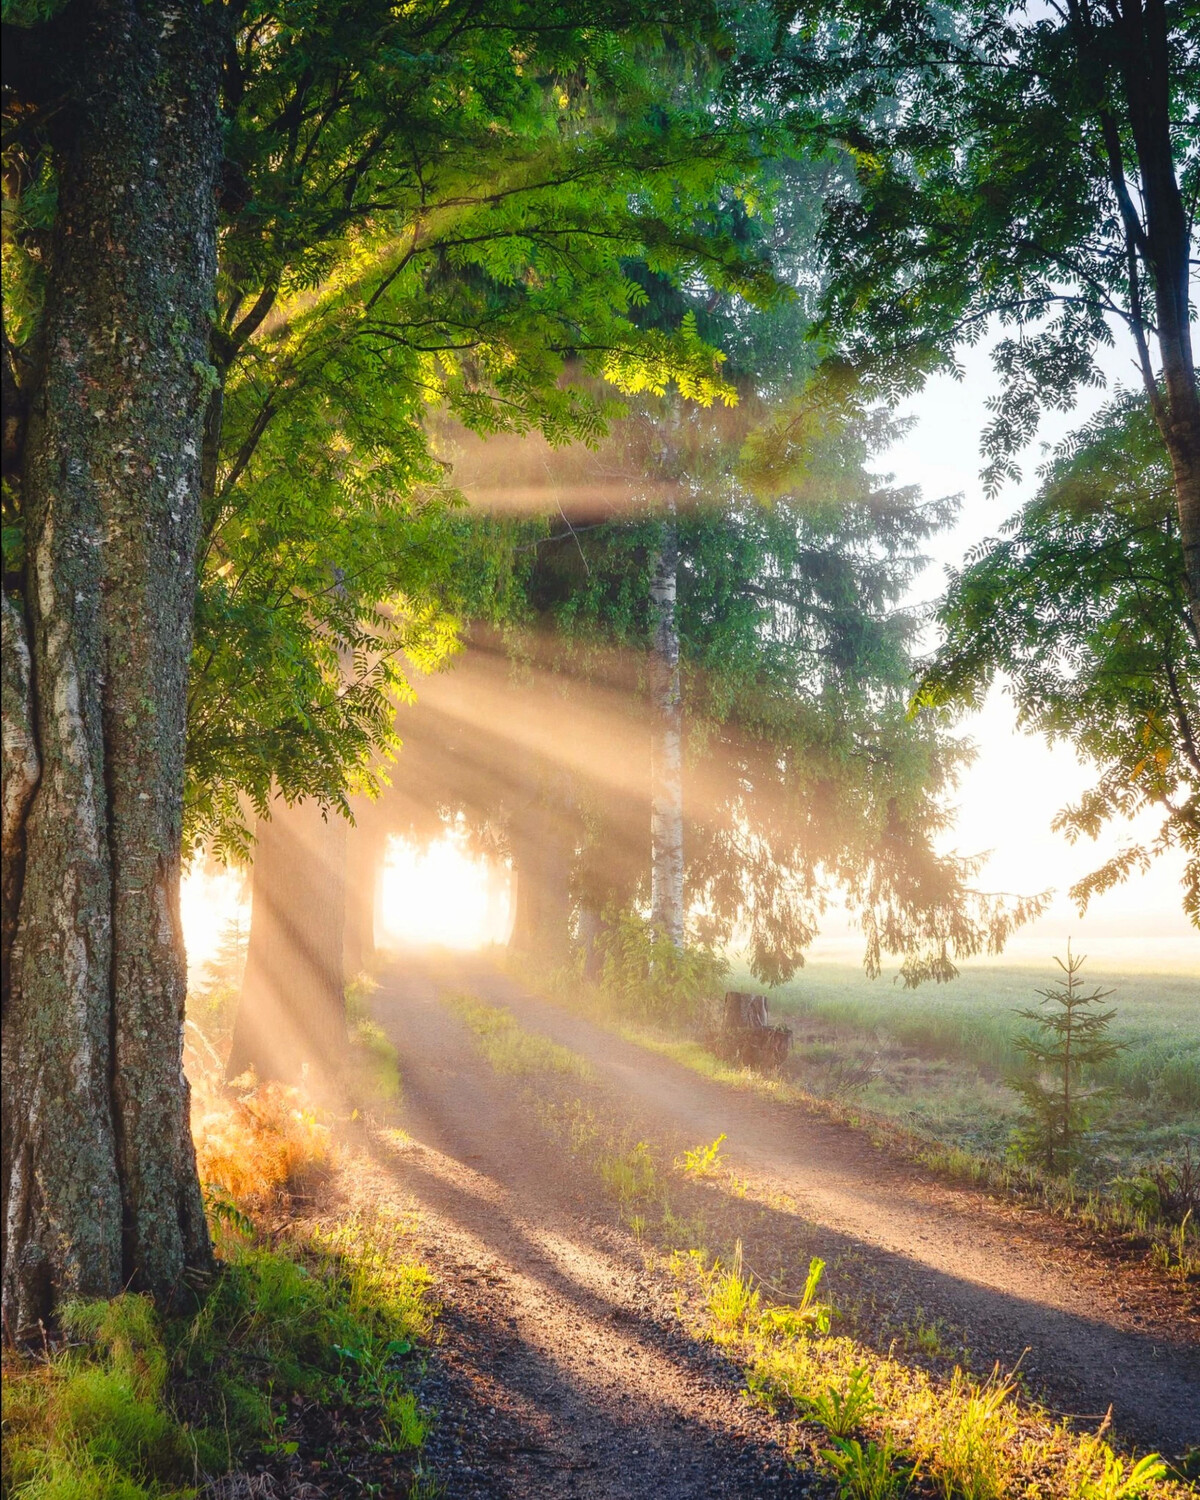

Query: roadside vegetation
<box><xmin>514</xmin><ymin>946</ymin><xmax>1199</xmax><ymax>1278</ymax></box>
<box><xmin>2</xmin><ymin>965</ymin><xmax>435</xmax><ymax>1500</ymax></box>
<box><xmin>450</xmin><ymin>991</ymin><xmax>1194</xmax><ymax>1497</ymax></box>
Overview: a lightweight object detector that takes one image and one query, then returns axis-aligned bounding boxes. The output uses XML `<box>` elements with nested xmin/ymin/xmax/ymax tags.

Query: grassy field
<box><xmin>744</xmin><ymin>962</ymin><xmax>1200</xmax><ymax>1177</ymax></box>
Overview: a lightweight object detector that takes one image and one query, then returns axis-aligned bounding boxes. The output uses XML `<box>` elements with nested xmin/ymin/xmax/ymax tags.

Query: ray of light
<box><xmin>378</xmin><ymin>826</ymin><xmax>514</xmax><ymax>951</ymax></box>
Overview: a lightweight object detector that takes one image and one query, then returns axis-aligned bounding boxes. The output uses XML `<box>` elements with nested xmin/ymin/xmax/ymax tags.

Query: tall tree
<box><xmin>1</xmin><ymin>0</ymin><xmax>221</xmax><ymax>1329</ymax></box>
<box><xmin>1</xmin><ymin>0</ymin><xmax>766</xmax><ymax>1323</ymax></box>
<box><xmin>753</xmin><ymin>0</ymin><xmax>1200</xmax><ymax>629</ymax></box>
<box><xmin>649</xmin><ymin>517</ymin><xmax>685</xmax><ymax>945</ymax></box>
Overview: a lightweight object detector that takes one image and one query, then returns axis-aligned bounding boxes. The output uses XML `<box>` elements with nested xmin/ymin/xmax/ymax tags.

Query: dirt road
<box><xmin>365</xmin><ymin>954</ymin><xmax>1199</xmax><ymax>1495</ymax></box>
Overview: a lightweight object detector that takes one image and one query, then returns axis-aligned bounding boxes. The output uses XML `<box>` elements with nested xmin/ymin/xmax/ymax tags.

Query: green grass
<box><xmin>755</xmin><ymin>963</ymin><xmax>1200</xmax><ymax>1175</ymax></box>
<box><xmin>1</xmin><ymin>1210</ymin><xmax>436</xmax><ymax>1499</ymax></box>
<box><xmin>447</xmin><ymin>992</ymin><xmax>596</xmax><ymax>1082</ymax></box>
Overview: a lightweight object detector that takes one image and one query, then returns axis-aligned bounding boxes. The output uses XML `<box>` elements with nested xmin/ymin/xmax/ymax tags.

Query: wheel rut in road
<box><xmin>365</xmin><ymin>965</ymin><xmax>813</xmax><ymax>1497</ymax></box>
<box><xmin>366</xmin><ymin>954</ymin><xmax>1199</xmax><ymax>1490</ymax></box>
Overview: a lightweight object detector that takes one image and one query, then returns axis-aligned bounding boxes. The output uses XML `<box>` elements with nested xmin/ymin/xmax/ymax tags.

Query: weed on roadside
<box><xmin>821</xmin><ymin>1434</ymin><xmax>913</xmax><ymax>1500</ymax></box>
<box><xmin>448</xmin><ymin>993</ymin><xmax>595</xmax><ymax>1081</ymax></box>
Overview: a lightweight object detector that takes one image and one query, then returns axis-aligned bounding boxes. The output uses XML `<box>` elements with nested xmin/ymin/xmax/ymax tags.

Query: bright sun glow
<box><xmin>379</xmin><ymin>828</ymin><xmax>513</xmax><ymax>951</ymax></box>
<box><xmin>180</xmin><ymin>862</ymin><xmax>249</xmax><ymax>979</ymax></box>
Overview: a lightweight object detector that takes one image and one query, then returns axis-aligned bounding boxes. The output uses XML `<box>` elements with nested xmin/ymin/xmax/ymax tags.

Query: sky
<box><xmin>844</xmin><ymin>337</ymin><xmax>1197</xmax><ymax>972</ymax></box>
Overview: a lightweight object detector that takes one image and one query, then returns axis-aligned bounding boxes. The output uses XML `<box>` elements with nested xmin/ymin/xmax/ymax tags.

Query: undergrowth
<box><xmin>3</xmin><ymin>1042</ymin><xmax>435</xmax><ymax>1499</ymax></box>
<box><xmin>448</xmin><ymin>986</ymin><xmax>1191</xmax><ymax>1500</ymax></box>
<box><xmin>448</xmin><ymin>991</ymin><xmax>596</xmax><ymax>1081</ymax></box>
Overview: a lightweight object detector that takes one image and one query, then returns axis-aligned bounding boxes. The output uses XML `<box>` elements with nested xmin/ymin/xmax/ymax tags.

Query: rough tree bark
<box><xmin>226</xmin><ymin>797</ymin><xmax>349</xmax><ymax>1087</ymax></box>
<box><xmin>649</xmin><ymin>521</ymin><xmax>684</xmax><ymax>947</ymax></box>
<box><xmin>1</xmin><ymin>0</ymin><xmax>221</xmax><ymax>1330</ymax></box>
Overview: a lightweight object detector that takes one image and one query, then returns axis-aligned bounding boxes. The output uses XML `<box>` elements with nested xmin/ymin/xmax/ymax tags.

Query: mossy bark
<box><xmin>1</xmin><ymin>0</ymin><xmax>221</xmax><ymax>1332</ymax></box>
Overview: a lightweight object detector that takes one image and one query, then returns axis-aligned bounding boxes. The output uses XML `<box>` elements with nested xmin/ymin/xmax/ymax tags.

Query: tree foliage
<box><xmin>4</xmin><ymin>0</ymin><xmax>779</xmax><ymax>858</ymax></box>
<box><xmin>1011</xmin><ymin>945</ymin><xmax>1124</xmax><ymax>1174</ymax></box>
<box><xmin>918</xmin><ymin>394</ymin><xmax>1200</xmax><ymax>924</ymax></box>
<box><xmin>748</xmin><ymin>0</ymin><xmax>1200</xmax><ymax>620</ymax></box>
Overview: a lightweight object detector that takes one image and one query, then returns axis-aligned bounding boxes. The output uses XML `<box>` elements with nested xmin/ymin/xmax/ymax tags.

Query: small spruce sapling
<box><xmin>1011</xmin><ymin>944</ymin><xmax>1124</xmax><ymax>1174</ymax></box>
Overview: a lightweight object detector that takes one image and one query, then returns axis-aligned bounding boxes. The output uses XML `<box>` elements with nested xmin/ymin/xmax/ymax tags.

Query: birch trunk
<box><xmin>227</xmin><ymin>798</ymin><xmax>349</xmax><ymax>1087</ymax></box>
<box><xmin>649</xmin><ymin>522</ymin><xmax>684</xmax><ymax>947</ymax></box>
<box><xmin>1</xmin><ymin>0</ymin><xmax>220</xmax><ymax>1330</ymax></box>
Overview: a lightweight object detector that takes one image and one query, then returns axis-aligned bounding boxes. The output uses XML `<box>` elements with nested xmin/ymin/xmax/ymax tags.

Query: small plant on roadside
<box><xmin>1139</xmin><ymin>1145</ymin><xmax>1200</xmax><ymax>1223</ymax></box>
<box><xmin>758</xmin><ymin>1256</ymin><xmax>832</xmax><ymax>1338</ymax></box>
<box><xmin>925</xmin><ymin>1370</ymin><xmax>1016</xmax><ymax>1500</ymax></box>
<box><xmin>809</xmin><ymin>1365</ymin><xmax>878</xmax><ymax>1438</ymax></box>
<box><xmin>678</xmin><ymin>1133</ymin><xmax>727</xmax><ymax>1177</ymax></box>
<box><xmin>1010</xmin><ymin>944</ymin><xmax>1125</xmax><ymax>1173</ymax></box>
<box><xmin>1149</xmin><ymin>1209</ymin><xmax>1196</xmax><ymax>1282</ymax></box>
<box><xmin>1068</xmin><ymin>1433</ymin><xmax>1167</xmax><ymax>1499</ymax></box>
<box><xmin>822</xmin><ymin>1434</ymin><xmax>914</xmax><ymax>1500</ymax></box>
<box><xmin>598</xmin><ymin>1140</ymin><xmax>659</xmax><ymax>1206</ymax></box>
<box><xmin>705</xmin><ymin>1242</ymin><xmax>760</xmax><ymax>1337</ymax></box>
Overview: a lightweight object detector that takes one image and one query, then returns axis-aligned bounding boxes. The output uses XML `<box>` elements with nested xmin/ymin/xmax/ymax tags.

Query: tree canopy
<box><xmin>748</xmin><ymin>0</ymin><xmax>1200</xmax><ymax>625</ymax></box>
<box><xmin>918</xmin><ymin>394</ymin><xmax>1200</xmax><ymax>925</ymax></box>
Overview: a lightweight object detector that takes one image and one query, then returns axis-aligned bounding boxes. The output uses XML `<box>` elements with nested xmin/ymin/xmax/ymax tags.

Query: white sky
<box><xmin>846</xmin><ymin>336</ymin><xmax>1197</xmax><ymax>971</ymax></box>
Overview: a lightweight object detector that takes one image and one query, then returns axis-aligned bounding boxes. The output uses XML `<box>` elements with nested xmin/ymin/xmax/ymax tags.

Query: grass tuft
<box><xmin>448</xmin><ymin>992</ymin><xmax>595</xmax><ymax>1081</ymax></box>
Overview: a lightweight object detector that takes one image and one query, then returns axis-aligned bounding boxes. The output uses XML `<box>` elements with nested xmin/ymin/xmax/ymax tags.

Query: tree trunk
<box><xmin>1</xmin><ymin>593</ymin><xmax>39</xmax><ymax>1010</ymax></box>
<box><xmin>227</xmin><ymin>798</ymin><xmax>349</xmax><ymax>1087</ymax></box>
<box><xmin>1112</xmin><ymin>0</ymin><xmax>1200</xmax><ymax>634</ymax></box>
<box><xmin>509</xmin><ymin>804</ymin><xmax>573</xmax><ymax>959</ymax></box>
<box><xmin>649</xmin><ymin>522</ymin><xmax>684</xmax><ymax>946</ymax></box>
<box><xmin>343</xmin><ymin>815</ymin><xmax>382</xmax><ymax>978</ymax></box>
<box><xmin>1</xmin><ymin>0</ymin><xmax>221</xmax><ymax>1331</ymax></box>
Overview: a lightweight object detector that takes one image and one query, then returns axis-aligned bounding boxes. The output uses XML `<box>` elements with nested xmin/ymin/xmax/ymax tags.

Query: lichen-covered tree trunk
<box><xmin>649</xmin><ymin>521</ymin><xmax>684</xmax><ymax>946</ymax></box>
<box><xmin>1</xmin><ymin>0</ymin><xmax>221</xmax><ymax>1331</ymax></box>
<box><xmin>227</xmin><ymin>797</ymin><xmax>349</xmax><ymax>1087</ymax></box>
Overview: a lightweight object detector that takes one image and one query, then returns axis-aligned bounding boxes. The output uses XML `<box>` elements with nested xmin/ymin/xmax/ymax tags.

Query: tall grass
<box><xmin>2</xmin><ymin>1204</ymin><xmax>436</xmax><ymax>1500</ymax></box>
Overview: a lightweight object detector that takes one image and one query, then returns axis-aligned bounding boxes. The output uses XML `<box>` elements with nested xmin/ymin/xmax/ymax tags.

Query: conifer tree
<box><xmin>1011</xmin><ymin>945</ymin><xmax>1125</xmax><ymax>1174</ymax></box>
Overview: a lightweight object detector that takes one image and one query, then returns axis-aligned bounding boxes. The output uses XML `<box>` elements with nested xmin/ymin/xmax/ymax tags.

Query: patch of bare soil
<box><xmin>361</xmin><ymin>955</ymin><xmax>1198</xmax><ymax>1494</ymax></box>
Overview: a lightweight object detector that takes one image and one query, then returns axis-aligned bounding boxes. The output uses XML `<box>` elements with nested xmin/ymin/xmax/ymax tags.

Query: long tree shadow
<box><xmin>364</xmin><ymin>1118</ymin><xmax>813</xmax><ymax>1495</ymax></box>
<box><xmin>369</xmin><ymin>958</ymin><xmax>1200</xmax><ymax>1456</ymax></box>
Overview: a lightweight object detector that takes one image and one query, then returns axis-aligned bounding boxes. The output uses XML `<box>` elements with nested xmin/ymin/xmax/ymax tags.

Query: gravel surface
<box><xmin>363</xmin><ymin>954</ymin><xmax>1199</xmax><ymax>1495</ymax></box>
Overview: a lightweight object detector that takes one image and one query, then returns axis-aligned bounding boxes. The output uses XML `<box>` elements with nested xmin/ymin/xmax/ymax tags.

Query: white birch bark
<box><xmin>650</xmin><ymin>521</ymin><xmax>684</xmax><ymax>946</ymax></box>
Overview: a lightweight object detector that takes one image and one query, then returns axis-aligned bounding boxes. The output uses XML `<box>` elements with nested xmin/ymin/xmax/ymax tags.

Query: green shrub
<box><xmin>594</xmin><ymin>909</ymin><xmax>728</xmax><ymax>1023</ymax></box>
